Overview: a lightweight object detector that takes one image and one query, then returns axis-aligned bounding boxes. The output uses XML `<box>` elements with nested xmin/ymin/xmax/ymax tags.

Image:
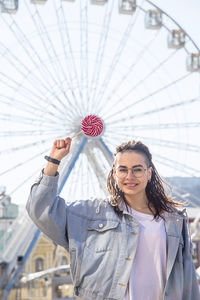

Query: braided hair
<box><xmin>107</xmin><ymin>141</ymin><xmax>183</xmax><ymax>220</ymax></box>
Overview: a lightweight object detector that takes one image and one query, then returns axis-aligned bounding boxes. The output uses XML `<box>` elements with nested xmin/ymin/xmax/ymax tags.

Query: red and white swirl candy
<box><xmin>81</xmin><ymin>115</ymin><xmax>103</xmax><ymax>137</ymax></box>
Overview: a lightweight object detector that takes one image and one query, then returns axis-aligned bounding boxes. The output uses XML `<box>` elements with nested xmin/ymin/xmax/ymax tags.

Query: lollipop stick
<box><xmin>71</xmin><ymin>130</ymin><xmax>82</xmax><ymax>139</ymax></box>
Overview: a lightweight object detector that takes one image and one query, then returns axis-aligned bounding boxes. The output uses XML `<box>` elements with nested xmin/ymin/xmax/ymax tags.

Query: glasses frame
<box><xmin>115</xmin><ymin>166</ymin><xmax>148</xmax><ymax>179</ymax></box>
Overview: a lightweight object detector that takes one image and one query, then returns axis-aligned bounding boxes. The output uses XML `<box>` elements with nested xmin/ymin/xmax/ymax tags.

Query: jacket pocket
<box><xmin>85</xmin><ymin>219</ymin><xmax>119</xmax><ymax>253</ymax></box>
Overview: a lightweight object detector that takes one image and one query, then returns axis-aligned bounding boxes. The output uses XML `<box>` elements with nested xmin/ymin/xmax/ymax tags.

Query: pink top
<box><xmin>124</xmin><ymin>207</ymin><xmax>167</xmax><ymax>300</ymax></box>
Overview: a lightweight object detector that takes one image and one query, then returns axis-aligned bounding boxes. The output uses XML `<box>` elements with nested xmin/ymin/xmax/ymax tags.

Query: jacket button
<box><xmin>99</xmin><ymin>223</ymin><xmax>103</xmax><ymax>228</ymax></box>
<box><xmin>125</xmin><ymin>257</ymin><xmax>133</xmax><ymax>261</ymax></box>
<box><xmin>118</xmin><ymin>283</ymin><xmax>126</xmax><ymax>287</ymax></box>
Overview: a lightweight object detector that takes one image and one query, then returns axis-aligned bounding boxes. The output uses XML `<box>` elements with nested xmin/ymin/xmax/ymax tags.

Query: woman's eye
<box><xmin>119</xmin><ymin>169</ymin><xmax>127</xmax><ymax>172</ymax></box>
<box><xmin>134</xmin><ymin>168</ymin><xmax>143</xmax><ymax>172</ymax></box>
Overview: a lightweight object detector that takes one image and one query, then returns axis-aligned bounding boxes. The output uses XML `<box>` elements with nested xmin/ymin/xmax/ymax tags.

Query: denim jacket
<box><xmin>26</xmin><ymin>171</ymin><xmax>200</xmax><ymax>300</ymax></box>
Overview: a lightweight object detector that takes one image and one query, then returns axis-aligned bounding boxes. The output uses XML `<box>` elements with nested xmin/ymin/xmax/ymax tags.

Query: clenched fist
<box><xmin>49</xmin><ymin>137</ymin><xmax>72</xmax><ymax>161</ymax></box>
<box><xmin>44</xmin><ymin>137</ymin><xmax>72</xmax><ymax>176</ymax></box>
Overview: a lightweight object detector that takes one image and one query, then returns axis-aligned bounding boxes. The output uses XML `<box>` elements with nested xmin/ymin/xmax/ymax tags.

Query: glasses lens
<box><xmin>116</xmin><ymin>168</ymin><xmax>128</xmax><ymax>179</ymax></box>
<box><xmin>116</xmin><ymin>166</ymin><xmax>145</xmax><ymax>178</ymax></box>
<box><xmin>133</xmin><ymin>167</ymin><xmax>145</xmax><ymax>178</ymax></box>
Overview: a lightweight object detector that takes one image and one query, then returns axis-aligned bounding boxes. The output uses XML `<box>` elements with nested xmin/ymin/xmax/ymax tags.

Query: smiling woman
<box><xmin>107</xmin><ymin>140</ymin><xmax>182</xmax><ymax>218</ymax></box>
<box><xmin>26</xmin><ymin>137</ymin><xmax>200</xmax><ymax>300</ymax></box>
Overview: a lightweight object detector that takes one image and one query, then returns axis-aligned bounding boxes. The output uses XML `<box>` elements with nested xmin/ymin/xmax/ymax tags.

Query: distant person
<box><xmin>26</xmin><ymin>137</ymin><xmax>200</xmax><ymax>300</ymax></box>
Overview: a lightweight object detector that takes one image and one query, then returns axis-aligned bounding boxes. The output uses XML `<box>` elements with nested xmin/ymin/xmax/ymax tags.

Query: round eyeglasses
<box><xmin>115</xmin><ymin>166</ymin><xmax>147</xmax><ymax>179</ymax></box>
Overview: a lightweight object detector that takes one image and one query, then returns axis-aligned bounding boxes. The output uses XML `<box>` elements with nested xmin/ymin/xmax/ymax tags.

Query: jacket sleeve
<box><xmin>26</xmin><ymin>170</ymin><xmax>69</xmax><ymax>249</ymax></box>
<box><xmin>182</xmin><ymin>216</ymin><xmax>200</xmax><ymax>300</ymax></box>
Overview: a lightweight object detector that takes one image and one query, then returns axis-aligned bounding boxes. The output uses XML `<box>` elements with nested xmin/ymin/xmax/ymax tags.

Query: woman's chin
<box><xmin>123</xmin><ymin>188</ymin><xmax>139</xmax><ymax>195</ymax></box>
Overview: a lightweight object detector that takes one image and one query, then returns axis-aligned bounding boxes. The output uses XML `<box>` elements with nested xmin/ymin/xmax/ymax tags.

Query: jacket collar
<box><xmin>117</xmin><ymin>199</ymin><xmax>185</xmax><ymax>217</ymax></box>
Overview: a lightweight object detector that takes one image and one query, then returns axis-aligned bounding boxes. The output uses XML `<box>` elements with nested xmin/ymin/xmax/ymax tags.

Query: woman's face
<box><xmin>113</xmin><ymin>151</ymin><xmax>152</xmax><ymax>197</ymax></box>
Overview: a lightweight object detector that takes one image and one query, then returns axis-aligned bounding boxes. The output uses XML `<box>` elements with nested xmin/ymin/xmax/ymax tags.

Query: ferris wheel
<box><xmin>0</xmin><ymin>0</ymin><xmax>200</xmax><ymax>207</ymax></box>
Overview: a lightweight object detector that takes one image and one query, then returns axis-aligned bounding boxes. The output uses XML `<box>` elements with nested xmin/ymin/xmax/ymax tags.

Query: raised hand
<box><xmin>44</xmin><ymin>137</ymin><xmax>72</xmax><ymax>176</ymax></box>
<box><xmin>49</xmin><ymin>137</ymin><xmax>72</xmax><ymax>161</ymax></box>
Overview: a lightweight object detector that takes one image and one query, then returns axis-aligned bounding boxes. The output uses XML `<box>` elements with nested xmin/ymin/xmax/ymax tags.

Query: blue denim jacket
<box><xmin>26</xmin><ymin>171</ymin><xmax>200</xmax><ymax>300</ymax></box>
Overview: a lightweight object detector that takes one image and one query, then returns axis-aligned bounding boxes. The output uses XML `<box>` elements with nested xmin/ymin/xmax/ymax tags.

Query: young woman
<box><xmin>26</xmin><ymin>137</ymin><xmax>200</xmax><ymax>300</ymax></box>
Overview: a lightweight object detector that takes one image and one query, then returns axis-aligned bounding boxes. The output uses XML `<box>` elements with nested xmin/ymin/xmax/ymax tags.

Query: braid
<box><xmin>107</xmin><ymin>141</ymin><xmax>183</xmax><ymax>219</ymax></box>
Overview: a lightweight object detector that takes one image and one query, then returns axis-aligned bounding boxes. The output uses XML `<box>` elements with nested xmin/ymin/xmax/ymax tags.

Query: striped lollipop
<box><xmin>81</xmin><ymin>115</ymin><xmax>103</xmax><ymax>137</ymax></box>
<box><xmin>72</xmin><ymin>115</ymin><xmax>103</xmax><ymax>138</ymax></box>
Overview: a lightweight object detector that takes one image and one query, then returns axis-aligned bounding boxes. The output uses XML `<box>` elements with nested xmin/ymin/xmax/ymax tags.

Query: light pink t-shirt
<box><xmin>124</xmin><ymin>207</ymin><xmax>167</xmax><ymax>300</ymax></box>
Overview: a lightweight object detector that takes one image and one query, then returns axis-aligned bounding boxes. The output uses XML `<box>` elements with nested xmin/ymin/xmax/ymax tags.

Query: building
<box><xmin>7</xmin><ymin>233</ymin><xmax>74</xmax><ymax>300</ymax></box>
<box><xmin>0</xmin><ymin>186</ymin><xmax>18</xmax><ymax>250</ymax></box>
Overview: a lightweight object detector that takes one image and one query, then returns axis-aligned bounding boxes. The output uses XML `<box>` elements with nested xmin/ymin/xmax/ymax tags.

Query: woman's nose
<box><xmin>126</xmin><ymin>169</ymin><xmax>135</xmax><ymax>178</ymax></box>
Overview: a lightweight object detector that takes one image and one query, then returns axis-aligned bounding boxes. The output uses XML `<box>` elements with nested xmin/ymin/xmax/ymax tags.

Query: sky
<box><xmin>153</xmin><ymin>0</ymin><xmax>200</xmax><ymax>48</ymax></box>
<box><xmin>0</xmin><ymin>0</ymin><xmax>200</xmax><ymax>206</ymax></box>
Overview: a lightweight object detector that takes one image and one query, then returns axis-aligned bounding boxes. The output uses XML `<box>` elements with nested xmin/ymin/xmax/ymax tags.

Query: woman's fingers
<box><xmin>54</xmin><ymin>139</ymin><xmax>67</xmax><ymax>149</ymax></box>
<box><xmin>54</xmin><ymin>138</ymin><xmax>72</xmax><ymax>150</ymax></box>
<box><xmin>50</xmin><ymin>137</ymin><xmax>72</xmax><ymax>160</ymax></box>
<box><xmin>64</xmin><ymin>137</ymin><xmax>72</xmax><ymax>150</ymax></box>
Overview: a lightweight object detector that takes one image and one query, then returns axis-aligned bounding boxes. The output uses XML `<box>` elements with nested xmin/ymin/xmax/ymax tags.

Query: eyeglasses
<box><xmin>115</xmin><ymin>166</ymin><xmax>147</xmax><ymax>179</ymax></box>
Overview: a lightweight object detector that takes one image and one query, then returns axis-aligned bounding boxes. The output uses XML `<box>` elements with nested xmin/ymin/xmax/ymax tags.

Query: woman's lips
<box><xmin>124</xmin><ymin>183</ymin><xmax>138</xmax><ymax>188</ymax></box>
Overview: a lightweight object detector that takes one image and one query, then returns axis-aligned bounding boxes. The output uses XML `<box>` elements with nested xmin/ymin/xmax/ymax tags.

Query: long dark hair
<box><xmin>107</xmin><ymin>140</ymin><xmax>183</xmax><ymax>219</ymax></box>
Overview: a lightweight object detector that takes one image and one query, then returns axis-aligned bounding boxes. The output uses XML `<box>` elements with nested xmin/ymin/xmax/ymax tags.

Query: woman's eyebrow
<box><xmin>118</xmin><ymin>164</ymin><xmax>143</xmax><ymax>168</ymax></box>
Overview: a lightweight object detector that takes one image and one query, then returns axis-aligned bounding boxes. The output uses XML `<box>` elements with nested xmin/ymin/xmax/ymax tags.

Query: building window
<box><xmin>35</xmin><ymin>258</ymin><xmax>44</xmax><ymax>272</ymax></box>
<box><xmin>28</xmin><ymin>278</ymin><xmax>48</xmax><ymax>297</ymax></box>
<box><xmin>61</xmin><ymin>256</ymin><xmax>68</xmax><ymax>265</ymax></box>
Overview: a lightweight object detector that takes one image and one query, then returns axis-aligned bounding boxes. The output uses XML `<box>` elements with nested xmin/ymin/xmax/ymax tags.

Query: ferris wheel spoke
<box><xmin>0</xmin><ymin>137</ymin><xmax>60</xmax><ymax>155</ymax></box>
<box><xmin>0</xmin><ymin>100</ymin><xmax>67</xmax><ymax>128</ymax></box>
<box><xmin>86</xmin><ymin>149</ymin><xmax>107</xmax><ymax>195</ymax></box>
<box><xmin>106</xmin><ymin>122</ymin><xmax>200</xmax><ymax>131</ymax></box>
<box><xmin>0</xmin><ymin>112</ymin><xmax>58</xmax><ymax>126</ymax></box>
<box><xmin>98</xmin><ymin>29</ymin><xmax>161</xmax><ymax>114</ymax></box>
<box><xmin>126</xmin><ymin>135</ymin><xmax>200</xmax><ymax>152</ymax></box>
<box><xmin>83</xmin><ymin>156</ymin><xmax>91</xmax><ymax>197</ymax></box>
<box><xmin>1</xmin><ymin>14</ymin><xmax>76</xmax><ymax>119</ymax></box>
<box><xmin>88</xmin><ymin>0</ymin><xmax>115</xmax><ymax>111</ymax></box>
<box><xmin>94</xmin><ymin>2</ymin><xmax>144</xmax><ymax>113</ymax></box>
<box><xmin>0</xmin><ymin>70</ymin><xmax>70</xmax><ymax>121</ymax></box>
<box><xmin>79</xmin><ymin>156</ymin><xmax>84</xmax><ymax>196</ymax></box>
<box><xmin>67</xmin><ymin>169</ymin><xmax>79</xmax><ymax>200</ymax></box>
<box><xmin>0</xmin><ymin>43</ymin><xmax>77</xmax><ymax>121</ymax></box>
<box><xmin>105</xmin><ymin>95</ymin><xmax>200</xmax><ymax>125</ymax></box>
<box><xmin>0</xmin><ymin>128</ymin><xmax>63</xmax><ymax>137</ymax></box>
<box><xmin>8</xmin><ymin>166</ymin><xmax>43</xmax><ymax>196</ymax></box>
<box><xmin>24</xmin><ymin>2</ymin><xmax>81</xmax><ymax>119</ymax></box>
<box><xmin>154</xmin><ymin>153</ymin><xmax>200</xmax><ymax>177</ymax></box>
<box><xmin>0</xmin><ymin>147</ymin><xmax>50</xmax><ymax>177</ymax></box>
<box><xmin>104</xmin><ymin>72</ymin><xmax>192</xmax><ymax>122</ymax></box>
<box><xmin>0</xmin><ymin>94</ymin><xmax>67</xmax><ymax>126</ymax></box>
<box><xmin>53</xmin><ymin>1</ymin><xmax>83</xmax><ymax>113</ymax></box>
<box><xmin>79</xmin><ymin>0</ymin><xmax>89</xmax><ymax>114</ymax></box>
<box><xmin>100</xmin><ymin>46</ymin><xmax>178</xmax><ymax>115</ymax></box>
<box><xmin>0</xmin><ymin>43</ymin><xmax>65</xmax><ymax>111</ymax></box>
<box><xmin>0</xmin><ymin>114</ymin><xmax>67</xmax><ymax>131</ymax></box>
<box><xmin>0</xmin><ymin>109</ymin><xmax>70</xmax><ymax>132</ymax></box>
<box><xmin>1</xmin><ymin>16</ymin><xmax>66</xmax><ymax>104</ymax></box>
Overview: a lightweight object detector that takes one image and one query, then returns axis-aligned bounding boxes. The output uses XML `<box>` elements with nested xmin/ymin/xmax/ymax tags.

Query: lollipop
<box><xmin>81</xmin><ymin>115</ymin><xmax>103</xmax><ymax>137</ymax></box>
<box><xmin>72</xmin><ymin>115</ymin><xmax>103</xmax><ymax>138</ymax></box>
